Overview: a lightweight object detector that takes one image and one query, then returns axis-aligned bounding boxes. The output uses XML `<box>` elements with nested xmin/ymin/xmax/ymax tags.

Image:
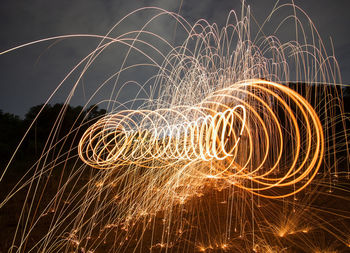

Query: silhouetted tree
<box><xmin>0</xmin><ymin>110</ymin><xmax>25</xmax><ymax>163</ymax></box>
<box><xmin>22</xmin><ymin>103</ymin><xmax>106</xmax><ymax>159</ymax></box>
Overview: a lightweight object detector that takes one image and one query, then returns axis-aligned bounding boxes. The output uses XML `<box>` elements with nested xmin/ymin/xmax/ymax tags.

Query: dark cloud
<box><xmin>1</xmin><ymin>0</ymin><xmax>349</xmax><ymax>117</ymax></box>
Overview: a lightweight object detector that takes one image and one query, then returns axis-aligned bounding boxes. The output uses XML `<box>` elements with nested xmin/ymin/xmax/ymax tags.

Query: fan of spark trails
<box><xmin>1</xmin><ymin>3</ymin><xmax>349</xmax><ymax>253</ymax></box>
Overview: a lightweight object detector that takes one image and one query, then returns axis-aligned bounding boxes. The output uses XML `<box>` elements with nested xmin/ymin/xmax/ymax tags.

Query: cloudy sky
<box><xmin>1</xmin><ymin>0</ymin><xmax>350</xmax><ymax>117</ymax></box>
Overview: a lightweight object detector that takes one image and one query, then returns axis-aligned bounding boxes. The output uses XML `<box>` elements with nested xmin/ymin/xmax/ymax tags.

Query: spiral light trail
<box><xmin>79</xmin><ymin>79</ymin><xmax>324</xmax><ymax>198</ymax></box>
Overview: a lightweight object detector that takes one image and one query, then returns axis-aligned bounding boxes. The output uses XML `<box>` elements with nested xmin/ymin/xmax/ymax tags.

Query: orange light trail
<box><xmin>78</xmin><ymin>79</ymin><xmax>324</xmax><ymax>198</ymax></box>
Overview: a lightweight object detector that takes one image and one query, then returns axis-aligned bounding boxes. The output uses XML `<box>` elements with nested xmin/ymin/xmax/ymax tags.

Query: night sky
<box><xmin>1</xmin><ymin>0</ymin><xmax>350</xmax><ymax>117</ymax></box>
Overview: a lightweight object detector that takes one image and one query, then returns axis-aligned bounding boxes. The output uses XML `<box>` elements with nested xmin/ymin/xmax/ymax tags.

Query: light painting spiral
<box><xmin>79</xmin><ymin>79</ymin><xmax>324</xmax><ymax>198</ymax></box>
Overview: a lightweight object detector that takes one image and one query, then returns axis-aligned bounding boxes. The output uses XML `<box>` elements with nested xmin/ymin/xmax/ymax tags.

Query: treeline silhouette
<box><xmin>0</xmin><ymin>83</ymin><xmax>349</xmax><ymax>168</ymax></box>
<box><xmin>0</xmin><ymin>104</ymin><xmax>106</xmax><ymax>165</ymax></box>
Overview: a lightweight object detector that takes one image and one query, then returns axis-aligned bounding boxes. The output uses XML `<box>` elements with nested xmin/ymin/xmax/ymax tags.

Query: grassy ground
<box><xmin>1</xmin><ymin>161</ymin><xmax>350</xmax><ymax>253</ymax></box>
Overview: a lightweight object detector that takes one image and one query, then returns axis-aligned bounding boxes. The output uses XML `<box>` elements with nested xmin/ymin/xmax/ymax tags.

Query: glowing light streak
<box><xmin>78</xmin><ymin>79</ymin><xmax>324</xmax><ymax>198</ymax></box>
